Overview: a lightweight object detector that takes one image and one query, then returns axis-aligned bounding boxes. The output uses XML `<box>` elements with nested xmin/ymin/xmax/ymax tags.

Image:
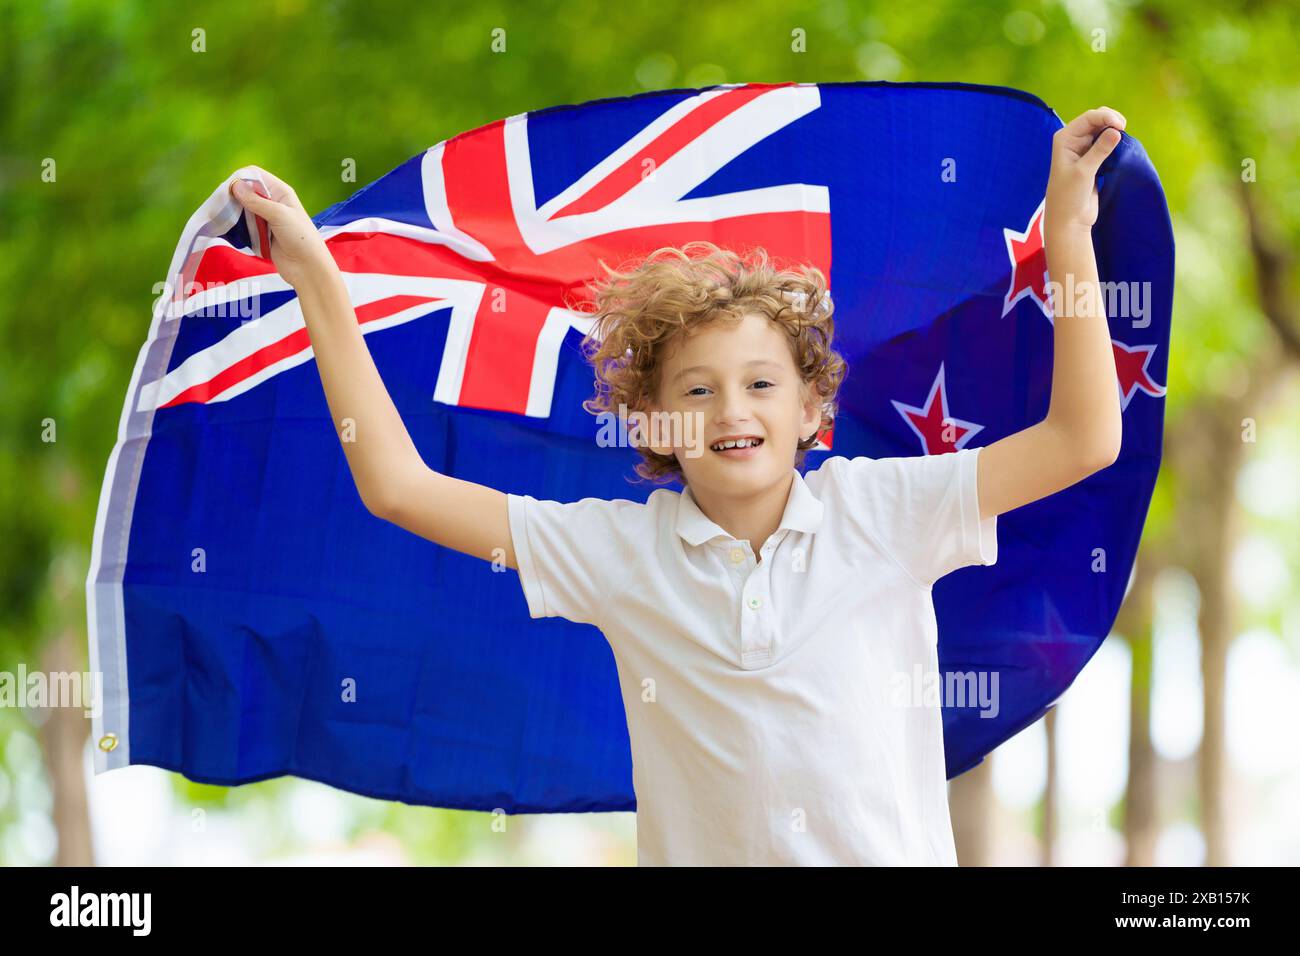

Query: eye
<box><xmin>686</xmin><ymin>380</ymin><xmax>773</xmax><ymax>396</ymax></box>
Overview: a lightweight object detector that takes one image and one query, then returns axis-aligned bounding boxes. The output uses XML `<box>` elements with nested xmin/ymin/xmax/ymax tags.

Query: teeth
<box><xmin>711</xmin><ymin>437</ymin><xmax>763</xmax><ymax>451</ymax></box>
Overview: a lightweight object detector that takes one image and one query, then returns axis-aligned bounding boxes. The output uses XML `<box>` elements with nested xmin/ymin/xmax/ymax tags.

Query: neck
<box><xmin>688</xmin><ymin>470</ymin><xmax>795</xmax><ymax>558</ymax></box>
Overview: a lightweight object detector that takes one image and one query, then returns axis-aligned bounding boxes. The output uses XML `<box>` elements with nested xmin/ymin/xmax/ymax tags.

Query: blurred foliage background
<box><xmin>1</xmin><ymin>0</ymin><xmax>1296</xmax><ymax>865</ymax></box>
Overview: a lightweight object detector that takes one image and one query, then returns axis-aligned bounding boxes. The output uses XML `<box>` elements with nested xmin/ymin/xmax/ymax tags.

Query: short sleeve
<box><xmin>830</xmin><ymin>446</ymin><xmax>997</xmax><ymax>588</ymax></box>
<box><xmin>506</xmin><ymin>493</ymin><xmax>639</xmax><ymax>626</ymax></box>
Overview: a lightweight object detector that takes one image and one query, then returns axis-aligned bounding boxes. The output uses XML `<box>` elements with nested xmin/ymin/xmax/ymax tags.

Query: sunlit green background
<box><xmin>2</xmin><ymin>0</ymin><xmax>1297</xmax><ymax>865</ymax></box>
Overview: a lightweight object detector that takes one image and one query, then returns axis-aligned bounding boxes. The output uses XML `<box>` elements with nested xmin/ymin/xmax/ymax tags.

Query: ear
<box><xmin>799</xmin><ymin>381</ymin><xmax>823</xmax><ymax>443</ymax></box>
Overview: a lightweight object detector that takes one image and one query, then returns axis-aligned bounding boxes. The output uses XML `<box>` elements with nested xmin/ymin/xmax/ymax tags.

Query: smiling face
<box><xmin>645</xmin><ymin>312</ymin><xmax>823</xmax><ymax>496</ymax></box>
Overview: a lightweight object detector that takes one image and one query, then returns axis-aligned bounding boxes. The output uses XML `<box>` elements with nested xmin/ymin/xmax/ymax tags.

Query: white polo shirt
<box><xmin>506</xmin><ymin>445</ymin><xmax>997</xmax><ymax>866</ymax></box>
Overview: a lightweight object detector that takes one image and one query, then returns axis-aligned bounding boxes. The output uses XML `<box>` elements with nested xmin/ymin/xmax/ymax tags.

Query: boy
<box><xmin>230</xmin><ymin>105</ymin><xmax>1126</xmax><ymax>865</ymax></box>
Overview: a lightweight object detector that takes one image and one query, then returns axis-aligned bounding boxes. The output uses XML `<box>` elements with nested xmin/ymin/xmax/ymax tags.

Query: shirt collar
<box><xmin>674</xmin><ymin>469</ymin><xmax>825</xmax><ymax>547</ymax></box>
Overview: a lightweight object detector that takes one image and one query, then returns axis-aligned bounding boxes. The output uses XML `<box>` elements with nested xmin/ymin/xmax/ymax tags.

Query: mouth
<box><xmin>709</xmin><ymin>436</ymin><xmax>764</xmax><ymax>460</ymax></box>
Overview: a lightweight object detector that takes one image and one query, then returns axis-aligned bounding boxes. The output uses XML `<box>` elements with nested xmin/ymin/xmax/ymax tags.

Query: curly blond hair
<box><xmin>575</xmin><ymin>241</ymin><xmax>847</xmax><ymax>486</ymax></box>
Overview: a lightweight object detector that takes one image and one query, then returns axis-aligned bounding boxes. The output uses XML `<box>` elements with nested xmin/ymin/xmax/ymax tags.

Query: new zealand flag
<box><xmin>87</xmin><ymin>81</ymin><xmax>1172</xmax><ymax>811</ymax></box>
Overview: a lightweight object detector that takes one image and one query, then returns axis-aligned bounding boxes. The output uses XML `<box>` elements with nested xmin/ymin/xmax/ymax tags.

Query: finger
<box><xmin>230</xmin><ymin>179</ymin><xmax>287</xmax><ymax>221</ymax></box>
<box><xmin>1063</xmin><ymin>106</ymin><xmax>1127</xmax><ymax>139</ymax></box>
<box><xmin>251</xmin><ymin>168</ymin><xmax>302</xmax><ymax>206</ymax></box>
<box><xmin>1076</xmin><ymin>125</ymin><xmax>1122</xmax><ymax>178</ymax></box>
<box><xmin>233</xmin><ymin>166</ymin><xmax>305</xmax><ymax>213</ymax></box>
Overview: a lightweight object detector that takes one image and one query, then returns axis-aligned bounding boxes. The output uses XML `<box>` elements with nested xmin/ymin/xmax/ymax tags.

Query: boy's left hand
<box><xmin>1045</xmin><ymin>106</ymin><xmax>1126</xmax><ymax>233</ymax></box>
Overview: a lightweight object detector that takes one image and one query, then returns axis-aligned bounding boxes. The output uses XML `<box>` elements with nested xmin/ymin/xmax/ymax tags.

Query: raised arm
<box><xmin>976</xmin><ymin>107</ymin><xmax>1127</xmax><ymax>521</ymax></box>
<box><xmin>229</xmin><ymin>170</ymin><xmax>518</xmax><ymax>569</ymax></box>
<box><xmin>293</xmin><ymin>265</ymin><xmax>518</xmax><ymax>566</ymax></box>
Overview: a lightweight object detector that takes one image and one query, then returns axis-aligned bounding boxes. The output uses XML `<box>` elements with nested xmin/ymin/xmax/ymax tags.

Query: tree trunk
<box><xmin>1118</xmin><ymin>548</ymin><xmax>1160</xmax><ymax>866</ymax></box>
<box><xmin>34</xmin><ymin>628</ymin><xmax>96</xmax><ymax>866</ymax></box>
<box><xmin>1192</xmin><ymin>415</ymin><xmax>1241</xmax><ymax>867</ymax></box>
<box><xmin>1042</xmin><ymin>706</ymin><xmax>1057</xmax><ymax>866</ymax></box>
<box><xmin>950</xmin><ymin>755</ymin><xmax>994</xmax><ymax>865</ymax></box>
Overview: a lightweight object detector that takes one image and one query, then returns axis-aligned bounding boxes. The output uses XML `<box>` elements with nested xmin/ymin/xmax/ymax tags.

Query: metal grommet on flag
<box><xmin>97</xmin><ymin>733</ymin><xmax>119</xmax><ymax>753</ymax></box>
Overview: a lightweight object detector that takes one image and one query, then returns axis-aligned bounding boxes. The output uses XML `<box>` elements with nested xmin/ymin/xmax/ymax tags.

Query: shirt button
<box><xmin>730</xmin><ymin>548</ymin><xmax>745</xmax><ymax>564</ymax></box>
<box><xmin>747</xmin><ymin>596</ymin><xmax>762</xmax><ymax>610</ymax></box>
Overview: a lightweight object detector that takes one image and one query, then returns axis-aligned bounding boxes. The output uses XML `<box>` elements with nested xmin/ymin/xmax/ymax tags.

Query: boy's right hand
<box><xmin>229</xmin><ymin>168</ymin><xmax>335</xmax><ymax>289</ymax></box>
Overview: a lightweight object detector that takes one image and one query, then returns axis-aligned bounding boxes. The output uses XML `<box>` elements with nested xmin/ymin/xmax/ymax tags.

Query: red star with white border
<box><xmin>1112</xmin><ymin>339</ymin><xmax>1167</xmax><ymax>411</ymax></box>
<box><xmin>1003</xmin><ymin>198</ymin><xmax>1054</xmax><ymax>322</ymax></box>
<box><xmin>891</xmin><ymin>363</ymin><xmax>985</xmax><ymax>455</ymax></box>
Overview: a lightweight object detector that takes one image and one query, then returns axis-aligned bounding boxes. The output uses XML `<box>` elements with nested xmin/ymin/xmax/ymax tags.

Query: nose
<box><xmin>713</xmin><ymin>382</ymin><xmax>755</xmax><ymax>430</ymax></box>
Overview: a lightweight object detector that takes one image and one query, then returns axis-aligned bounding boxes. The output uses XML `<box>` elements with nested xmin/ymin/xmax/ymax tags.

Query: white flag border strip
<box><xmin>87</xmin><ymin>166</ymin><xmax>272</xmax><ymax>773</ymax></box>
